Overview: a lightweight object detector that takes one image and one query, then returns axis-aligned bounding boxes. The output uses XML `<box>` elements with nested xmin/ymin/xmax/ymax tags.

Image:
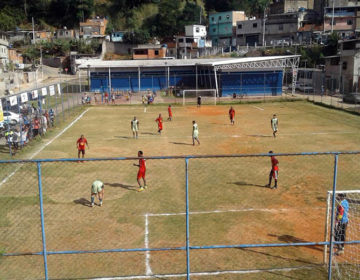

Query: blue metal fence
<box><xmin>1</xmin><ymin>151</ymin><xmax>360</xmax><ymax>279</ymax></box>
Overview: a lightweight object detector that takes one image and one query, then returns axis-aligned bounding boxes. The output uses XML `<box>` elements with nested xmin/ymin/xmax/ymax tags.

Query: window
<box><xmin>342</xmin><ymin>62</ymin><xmax>347</xmax><ymax>70</ymax></box>
<box><xmin>134</xmin><ymin>49</ymin><xmax>148</xmax><ymax>55</ymax></box>
<box><xmin>226</xmin><ymin>15</ymin><xmax>230</xmax><ymax>20</ymax></box>
<box><xmin>155</xmin><ymin>50</ymin><xmax>159</xmax><ymax>55</ymax></box>
<box><xmin>330</xmin><ymin>57</ymin><xmax>340</xmax><ymax>65</ymax></box>
<box><xmin>333</xmin><ymin>20</ymin><xmax>336</xmax><ymax>25</ymax></box>
<box><xmin>253</xmin><ymin>23</ymin><xmax>258</xmax><ymax>28</ymax></box>
<box><xmin>211</xmin><ymin>17</ymin><xmax>214</xmax><ymax>22</ymax></box>
<box><xmin>196</xmin><ymin>27</ymin><xmax>200</xmax><ymax>33</ymax></box>
<box><xmin>178</xmin><ymin>38</ymin><xmax>184</xmax><ymax>42</ymax></box>
<box><xmin>238</xmin><ymin>24</ymin><xmax>242</xmax><ymax>29</ymax></box>
<box><xmin>213</xmin><ymin>28</ymin><xmax>216</xmax><ymax>32</ymax></box>
<box><xmin>218</xmin><ymin>16</ymin><xmax>222</xmax><ymax>20</ymax></box>
<box><xmin>279</xmin><ymin>24</ymin><xmax>283</xmax><ymax>31</ymax></box>
<box><xmin>347</xmin><ymin>19</ymin><xmax>353</xmax><ymax>25</ymax></box>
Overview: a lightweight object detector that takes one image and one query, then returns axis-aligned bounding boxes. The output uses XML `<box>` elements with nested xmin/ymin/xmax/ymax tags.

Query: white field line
<box><xmin>146</xmin><ymin>207</ymin><xmax>325</xmax><ymax>217</ymax></box>
<box><xmin>93</xmin><ymin>266</ymin><xmax>315</xmax><ymax>280</ymax></box>
<box><xmin>0</xmin><ymin>108</ymin><xmax>91</xmax><ymax>188</ymax></box>
<box><xmin>144</xmin><ymin>214</ymin><xmax>153</xmax><ymax>276</ymax></box>
<box><xmin>251</xmin><ymin>105</ymin><xmax>264</xmax><ymax>111</ymax></box>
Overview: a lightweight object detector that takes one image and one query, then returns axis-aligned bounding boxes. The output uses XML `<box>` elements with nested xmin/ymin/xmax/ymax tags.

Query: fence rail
<box><xmin>1</xmin><ymin>151</ymin><xmax>360</xmax><ymax>279</ymax></box>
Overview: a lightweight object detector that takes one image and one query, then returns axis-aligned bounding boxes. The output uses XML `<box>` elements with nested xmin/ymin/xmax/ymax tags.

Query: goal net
<box><xmin>181</xmin><ymin>89</ymin><xmax>217</xmax><ymax>105</ymax></box>
<box><xmin>324</xmin><ymin>190</ymin><xmax>360</xmax><ymax>279</ymax></box>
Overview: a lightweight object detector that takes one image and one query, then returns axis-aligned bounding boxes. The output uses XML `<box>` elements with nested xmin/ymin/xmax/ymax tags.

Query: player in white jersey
<box><xmin>271</xmin><ymin>114</ymin><xmax>278</xmax><ymax>138</ymax></box>
<box><xmin>192</xmin><ymin>120</ymin><xmax>200</xmax><ymax>146</ymax></box>
<box><xmin>91</xmin><ymin>180</ymin><xmax>104</xmax><ymax>207</ymax></box>
<box><xmin>131</xmin><ymin>117</ymin><xmax>139</xmax><ymax>139</ymax></box>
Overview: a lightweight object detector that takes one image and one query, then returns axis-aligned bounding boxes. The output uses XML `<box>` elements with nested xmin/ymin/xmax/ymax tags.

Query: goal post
<box><xmin>324</xmin><ymin>190</ymin><xmax>360</xmax><ymax>279</ymax></box>
<box><xmin>181</xmin><ymin>89</ymin><xmax>217</xmax><ymax>106</ymax></box>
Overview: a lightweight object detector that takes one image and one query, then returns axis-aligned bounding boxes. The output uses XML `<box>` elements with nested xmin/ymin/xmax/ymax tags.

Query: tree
<box><xmin>0</xmin><ymin>5</ymin><xmax>25</xmax><ymax>31</ymax></box>
<box><xmin>47</xmin><ymin>0</ymin><xmax>94</xmax><ymax>28</ymax></box>
<box><xmin>0</xmin><ymin>10</ymin><xmax>17</xmax><ymax>31</ymax></box>
<box><xmin>154</xmin><ymin>0</ymin><xmax>182</xmax><ymax>39</ymax></box>
<box><xmin>123</xmin><ymin>30</ymin><xmax>150</xmax><ymax>44</ymax></box>
<box><xmin>178</xmin><ymin>2</ymin><xmax>202</xmax><ymax>27</ymax></box>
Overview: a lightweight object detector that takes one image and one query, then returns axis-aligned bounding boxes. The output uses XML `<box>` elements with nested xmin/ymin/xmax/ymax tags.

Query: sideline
<box><xmin>95</xmin><ymin>266</ymin><xmax>315</xmax><ymax>280</ymax></box>
<box><xmin>0</xmin><ymin>108</ymin><xmax>91</xmax><ymax>188</ymax></box>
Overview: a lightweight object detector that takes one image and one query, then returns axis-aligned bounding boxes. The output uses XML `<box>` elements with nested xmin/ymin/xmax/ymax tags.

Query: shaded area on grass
<box><xmin>228</xmin><ymin>181</ymin><xmax>270</xmax><ymax>189</ymax></box>
<box><xmin>170</xmin><ymin>142</ymin><xmax>193</xmax><ymax>146</ymax></box>
<box><xmin>105</xmin><ymin>182</ymin><xmax>138</xmax><ymax>192</ymax></box>
<box><xmin>73</xmin><ymin>198</ymin><xmax>92</xmax><ymax>207</ymax></box>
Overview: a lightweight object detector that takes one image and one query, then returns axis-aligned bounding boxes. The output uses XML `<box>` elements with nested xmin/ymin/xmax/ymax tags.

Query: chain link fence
<box><xmin>0</xmin><ymin>152</ymin><xmax>359</xmax><ymax>279</ymax></box>
<box><xmin>0</xmin><ymin>78</ymin><xmax>88</xmax><ymax>157</ymax></box>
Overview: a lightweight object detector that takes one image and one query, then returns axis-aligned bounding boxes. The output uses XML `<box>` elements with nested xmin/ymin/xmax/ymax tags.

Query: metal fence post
<box><xmin>37</xmin><ymin>162</ymin><xmax>49</xmax><ymax>280</ymax></box>
<box><xmin>328</xmin><ymin>154</ymin><xmax>339</xmax><ymax>280</ymax></box>
<box><xmin>185</xmin><ymin>157</ymin><xmax>190</xmax><ymax>280</ymax></box>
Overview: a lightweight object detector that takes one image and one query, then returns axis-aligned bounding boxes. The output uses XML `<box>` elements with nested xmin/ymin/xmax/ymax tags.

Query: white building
<box><xmin>173</xmin><ymin>25</ymin><xmax>212</xmax><ymax>59</ymax></box>
<box><xmin>185</xmin><ymin>25</ymin><xmax>207</xmax><ymax>37</ymax></box>
<box><xmin>0</xmin><ymin>32</ymin><xmax>9</xmax><ymax>68</ymax></box>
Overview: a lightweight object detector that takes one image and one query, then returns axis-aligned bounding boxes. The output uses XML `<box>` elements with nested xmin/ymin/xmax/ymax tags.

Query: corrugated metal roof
<box><xmin>77</xmin><ymin>55</ymin><xmax>299</xmax><ymax>69</ymax></box>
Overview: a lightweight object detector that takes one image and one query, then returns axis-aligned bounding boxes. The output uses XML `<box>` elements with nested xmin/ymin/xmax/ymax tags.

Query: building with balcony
<box><xmin>209</xmin><ymin>11</ymin><xmax>247</xmax><ymax>47</ymax></box>
<box><xmin>0</xmin><ymin>32</ymin><xmax>9</xmax><ymax>68</ymax></box>
<box><xmin>324</xmin><ymin>6</ymin><xmax>360</xmax><ymax>39</ymax></box>
<box><xmin>325</xmin><ymin>39</ymin><xmax>360</xmax><ymax>94</ymax></box>
<box><xmin>80</xmin><ymin>17</ymin><xmax>108</xmax><ymax>39</ymax></box>
<box><xmin>174</xmin><ymin>25</ymin><xmax>211</xmax><ymax>58</ymax></box>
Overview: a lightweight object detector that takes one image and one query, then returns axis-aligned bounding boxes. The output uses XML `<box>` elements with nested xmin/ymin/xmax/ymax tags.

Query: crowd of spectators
<box><xmin>3</xmin><ymin>103</ymin><xmax>56</xmax><ymax>155</ymax></box>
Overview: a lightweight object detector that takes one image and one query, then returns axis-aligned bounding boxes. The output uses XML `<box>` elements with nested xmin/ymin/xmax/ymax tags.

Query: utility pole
<box><xmin>40</xmin><ymin>45</ymin><xmax>43</xmax><ymax>80</ymax></box>
<box><xmin>331</xmin><ymin>0</ymin><xmax>335</xmax><ymax>33</ymax></box>
<box><xmin>262</xmin><ymin>6</ymin><xmax>267</xmax><ymax>47</ymax></box>
<box><xmin>199</xmin><ymin>6</ymin><xmax>202</xmax><ymax>25</ymax></box>
<box><xmin>32</xmin><ymin>17</ymin><xmax>36</xmax><ymax>45</ymax></box>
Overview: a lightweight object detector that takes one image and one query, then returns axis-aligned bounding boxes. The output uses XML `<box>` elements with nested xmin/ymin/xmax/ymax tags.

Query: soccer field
<box><xmin>1</xmin><ymin>101</ymin><xmax>360</xmax><ymax>279</ymax></box>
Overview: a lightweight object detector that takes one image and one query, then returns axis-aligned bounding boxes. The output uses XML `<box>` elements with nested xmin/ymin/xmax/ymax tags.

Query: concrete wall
<box><xmin>105</xmin><ymin>41</ymin><xmax>135</xmax><ymax>55</ymax></box>
<box><xmin>327</xmin><ymin>0</ymin><xmax>359</xmax><ymax>7</ymax></box>
<box><xmin>270</xmin><ymin>0</ymin><xmax>309</xmax><ymax>14</ymax></box>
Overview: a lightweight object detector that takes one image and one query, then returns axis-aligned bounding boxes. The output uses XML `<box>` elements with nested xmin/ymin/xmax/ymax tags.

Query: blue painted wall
<box><xmin>90</xmin><ymin>70</ymin><xmax>283</xmax><ymax>96</ymax></box>
<box><xmin>220</xmin><ymin>71</ymin><xmax>283</xmax><ymax>96</ymax></box>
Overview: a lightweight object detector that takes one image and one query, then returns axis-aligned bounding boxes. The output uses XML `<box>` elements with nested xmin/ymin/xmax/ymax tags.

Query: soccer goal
<box><xmin>324</xmin><ymin>190</ymin><xmax>360</xmax><ymax>279</ymax></box>
<box><xmin>181</xmin><ymin>89</ymin><xmax>217</xmax><ymax>105</ymax></box>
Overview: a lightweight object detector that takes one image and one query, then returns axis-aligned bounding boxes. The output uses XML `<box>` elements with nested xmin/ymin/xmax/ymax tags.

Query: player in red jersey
<box><xmin>167</xmin><ymin>105</ymin><xmax>173</xmax><ymax>121</ymax></box>
<box><xmin>266</xmin><ymin>151</ymin><xmax>279</xmax><ymax>189</ymax></box>
<box><xmin>229</xmin><ymin>106</ymin><xmax>235</xmax><ymax>125</ymax></box>
<box><xmin>155</xmin><ymin>114</ymin><xmax>163</xmax><ymax>134</ymax></box>
<box><xmin>133</xmin><ymin>150</ymin><xmax>147</xmax><ymax>192</ymax></box>
<box><xmin>76</xmin><ymin>134</ymin><xmax>89</xmax><ymax>159</ymax></box>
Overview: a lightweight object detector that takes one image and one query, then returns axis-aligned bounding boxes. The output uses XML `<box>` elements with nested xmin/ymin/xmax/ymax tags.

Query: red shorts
<box><xmin>78</xmin><ymin>149</ymin><xmax>85</xmax><ymax>155</ymax></box>
<box><xmin>158</xmin><ymin>125</ymin><xmax>163</xmax><ymax>130</ymax></box>
<box><xmin>137</xmin><ymin>169</ymin><xmax>146</xmax><ymax>180</ymax></box>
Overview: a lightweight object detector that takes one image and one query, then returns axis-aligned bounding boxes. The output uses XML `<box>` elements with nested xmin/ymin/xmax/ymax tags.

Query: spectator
<box><xmin>44</xmin><ymin>110</ymin><xmax>50</xmax><ymax>126</ymax></box>
<box><xmin>33</xmin><ymin>117</ymin><xmax>40</xmax><ymax>137</ymax></box>
<box><xmin>41</xmin><ymin>114</ymin><xmax>47</xmax><ymax>135</ymax></box>
<box><xmin>49</xmin><ymin>108</ymin><xmax>55</xmax><ymax>127</ymax></box>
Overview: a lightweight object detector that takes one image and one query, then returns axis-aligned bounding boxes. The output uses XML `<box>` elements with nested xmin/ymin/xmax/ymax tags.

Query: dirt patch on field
<box><xmin>187</xmin><ymin>105</ymin><xmax>226</xmax><ymax>116</ymax></box>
